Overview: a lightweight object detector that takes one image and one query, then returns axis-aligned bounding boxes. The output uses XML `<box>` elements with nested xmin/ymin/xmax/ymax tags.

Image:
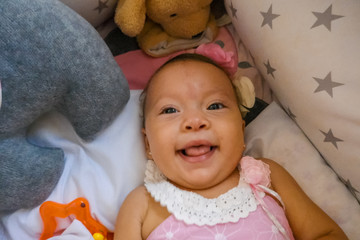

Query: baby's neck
<box><xmin>170</xmin><ymin>168</ymin><xmax>240</xmax><ymax>199</ymax></box>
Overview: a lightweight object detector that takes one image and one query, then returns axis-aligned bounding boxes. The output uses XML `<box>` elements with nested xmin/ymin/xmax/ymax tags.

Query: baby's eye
<box><xmin>161</xmin><ymin>107</ymin><xmax>178</xmax><ymax>114</ymax></box>
<box><xmin>208</xmin><ymin>103</ymin><xmax>224</xmax><ymax>110</ymax></box>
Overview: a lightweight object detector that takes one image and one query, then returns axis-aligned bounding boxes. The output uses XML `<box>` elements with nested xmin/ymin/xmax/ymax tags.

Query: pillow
<box><xmin>226</xmin><ymin>25</ymin><xmax>274</xmax><ymax>103</ymax></box>
<box><xmin>225</xmin><ymin>0</ymin><xmax>360</xmax><ymax>203</ymax></box>
<box><xmin>244</xmin><ymin>102</ymin><xmax>360</xmax><ymax>239</ymax></box>
<box><xmin>1</xmin><ymin>91</ymin><xmax>146</xmax><ymax>239</ymax></box>
<box><xmin>60</xmin><ymin>0</ymin><xmax>117</xmax><ymax>28</ymax></box>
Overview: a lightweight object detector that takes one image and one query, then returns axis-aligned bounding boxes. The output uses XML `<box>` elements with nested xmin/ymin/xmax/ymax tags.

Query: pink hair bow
<box><xmin>195</xmin><ymin>43</ymin><xmax>237</xmax><ymax>77</ymax></box>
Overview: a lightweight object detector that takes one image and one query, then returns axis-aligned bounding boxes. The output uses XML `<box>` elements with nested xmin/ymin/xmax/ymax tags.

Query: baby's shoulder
<box><xmin>115</xmin><ymin>186</ymin><xmax>151</xmax><ymax>238</ymax></box>
<box><xmin>259</xmin><ymin>158</ymin><xmax>287</xmax><ymax>175</ymax></box>
<box><xmin>257</xmin><ymin>158</ymin><xmax>294</xmax><ymax>187</ymax></box>
<box><xmin>125</xmin><ymin>185</ymin><xmax>150</xmax><ymax>204</ymax></box>
<box><xmin>120</xmin><ymin>185</ymin><xmax>150</xmax><ymax>218</ymax></box>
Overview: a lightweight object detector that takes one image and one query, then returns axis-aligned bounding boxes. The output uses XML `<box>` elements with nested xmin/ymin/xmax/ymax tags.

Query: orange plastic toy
<box><xmin>39</xmin><ymin>197</ymin><xmax>113</xmax><ymax>240</ymax></box>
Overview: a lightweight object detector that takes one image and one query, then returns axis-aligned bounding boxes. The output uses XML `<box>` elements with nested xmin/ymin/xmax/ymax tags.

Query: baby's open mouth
<box><xmin>180</xmin><ymin>145</ymin><xmax>216</xmax><ymax>157</ymax></box>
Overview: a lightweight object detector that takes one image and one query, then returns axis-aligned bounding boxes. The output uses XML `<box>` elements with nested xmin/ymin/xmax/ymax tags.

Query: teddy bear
<box><xmin>0</xmin><ymin>0</ymin><xmax>129</xmax><ymax>213</ymax></box>
<box><xmin>114</xmin><ymin>0</ymin><xmax>219</xmax><ymax>57</ymax></box>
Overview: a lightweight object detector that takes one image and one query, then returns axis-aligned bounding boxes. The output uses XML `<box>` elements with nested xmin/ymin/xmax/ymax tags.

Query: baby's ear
<box><xmin>142</xmin><ymin>128</ymin><xmax>152</xmax><ymax>159</ymax></box>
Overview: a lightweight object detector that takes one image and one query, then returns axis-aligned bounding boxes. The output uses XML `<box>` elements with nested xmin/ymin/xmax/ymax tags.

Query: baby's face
<box><xmin>143</xmin><ymin>60</ymin><xmax>245</xmax><ymax>191</ymax></box>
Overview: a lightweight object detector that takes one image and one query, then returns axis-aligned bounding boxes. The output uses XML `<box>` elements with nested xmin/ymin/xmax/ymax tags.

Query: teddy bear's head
<box><xmin>115</xmin><ymin>0</ymin><xmax>218</xmax><ymax>57</ymax></box>
<box><xmin>146</xmin><ymin>0</ymin><xmax>212</xmax><ymax>39</ymax></box>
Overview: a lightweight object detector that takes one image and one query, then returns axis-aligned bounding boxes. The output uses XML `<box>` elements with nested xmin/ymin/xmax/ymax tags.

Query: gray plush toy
<box><xmin>0</xmin><ymin>0</ymin><xmax>129</xmax><ymax>213</ymax></box>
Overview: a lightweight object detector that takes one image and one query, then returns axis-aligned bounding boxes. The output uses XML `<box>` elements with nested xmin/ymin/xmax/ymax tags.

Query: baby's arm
<box><xmin>114</xmin><ymin>186</ymin><xmax>148</xmax><ymax>240</ymax></box>
<box><xmin>262</xmin><ymin>158</ymin><xmax>348</xmax><ymax>240</ymax></box>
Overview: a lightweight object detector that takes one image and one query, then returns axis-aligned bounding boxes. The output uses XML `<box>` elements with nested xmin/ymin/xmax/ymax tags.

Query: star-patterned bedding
<box><xmin>1</xmin><ymin>0</ymin><xmax>360</xmax><ymax>239</ymax></box>
<box><xmin>226</xmin><ymin>0</ymin><xmax>360</xmax><ymax>209</ymax></box>
<box><xmin>59</xmin><ymin>0</ymin><xmax>117</xmax><ymax>30</ymax></box>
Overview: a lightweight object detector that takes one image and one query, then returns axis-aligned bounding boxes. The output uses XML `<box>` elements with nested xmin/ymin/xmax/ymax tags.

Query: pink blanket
<box><xmin>115</xmin><ymin>27</ymin><xmax>238</xmax><ymax>90</ymax></box>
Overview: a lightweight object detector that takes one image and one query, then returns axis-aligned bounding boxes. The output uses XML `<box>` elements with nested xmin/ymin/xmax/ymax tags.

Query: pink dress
<box><xmin>144</xmin><ymin>157</ymin><xmax>295</xmax><ymax>240</ymax></box>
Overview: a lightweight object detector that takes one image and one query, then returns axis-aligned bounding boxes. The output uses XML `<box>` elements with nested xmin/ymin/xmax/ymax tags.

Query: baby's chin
<box><xmin>169</xmin><ymin>179</ymin><xmax>216</xmax><ymax>194</ymax></box>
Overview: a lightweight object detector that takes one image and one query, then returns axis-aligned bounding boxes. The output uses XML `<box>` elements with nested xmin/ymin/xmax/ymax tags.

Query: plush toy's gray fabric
<box><xmin>0</xmin><ymin>0</ymin><xmax>130</xmax><ymax>212</ymax></box>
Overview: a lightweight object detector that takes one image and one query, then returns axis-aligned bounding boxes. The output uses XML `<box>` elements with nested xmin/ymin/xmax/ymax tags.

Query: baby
<box><xmin>114</xmin><ymin>47</ymin><xmax>348</xmax><ymax>239</ymax></box>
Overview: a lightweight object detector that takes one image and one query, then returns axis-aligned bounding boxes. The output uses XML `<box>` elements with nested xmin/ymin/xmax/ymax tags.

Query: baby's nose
<box><xmin>185</xmin><ymin>122</ymin><xmax>207</xmax><ymax>130</ymax></box>
<box><xmin>182</xmin><ymin>114</ymin><xmax>210</xmax><ymax>131</ymax></box>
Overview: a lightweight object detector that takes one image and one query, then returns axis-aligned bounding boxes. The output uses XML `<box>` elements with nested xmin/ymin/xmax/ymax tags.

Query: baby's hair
<box><xmin>140</xmin><ymin>53</ymin><xmax>241</xmax><ymax>127</ymax></box>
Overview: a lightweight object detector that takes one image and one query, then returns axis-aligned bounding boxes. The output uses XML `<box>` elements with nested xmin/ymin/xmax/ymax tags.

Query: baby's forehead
<box><xmin>150</xmin><ymin>59</ymin><xmax>228</xmax><ymax>85</ymax></box>
<box><xmin>159</xmin><ymin>58</ymin><xmax>219</xmax><ymax>72</ymax></box>
<box><xmin>144</xmin><ymin>57</ymin><xmax>238</xmax><ymax>99</ymax></box>
<box><xmin>148</xmin><ymin>61</ymin><xmax>236</xmax><ymax>98</ymax></box>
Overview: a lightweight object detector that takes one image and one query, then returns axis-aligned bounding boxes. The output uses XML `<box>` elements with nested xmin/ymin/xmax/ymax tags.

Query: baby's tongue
<box><xmin>184</xmin><ymin>145</ymin><xmax>211</xmax><ymax>157</ymax></box>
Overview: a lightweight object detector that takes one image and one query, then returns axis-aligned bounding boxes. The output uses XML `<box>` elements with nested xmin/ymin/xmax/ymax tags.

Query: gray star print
<box><xmin>320</xmin><ymin>129</ymin><xmax>343</xmax><ymax>149</ymax></box>
<box><xmin>261</xmin><ymin>4</ymin><xmax>280</xmax><ymax>29</ymax></box>
<box><xmin>339</xmin><ymin>177</ymin><xmax>360</xmax><ymax>204</ymax></box>
<box><xmin>311</xmin><ymin>4</ymin><xmax>344</xmax><ymax>31</ymax></box>
<box><xmin>229</xmin><ymin>2</ymin><xmax>238</xmax><ymax>19</ymax></box>
<box><xmin>313</xmin><ymin>72</ymin><xmax>344</xmax><ymax>97</ymax></box>
<box><xmin>264</xmin><ymin>60</ymin><xmax>276</xmax><ymax>78</ymax></box>
<box><xmin>94</xmin><ymin>0</ymin><xmax>109</xmax><ymax>14</ymax></box>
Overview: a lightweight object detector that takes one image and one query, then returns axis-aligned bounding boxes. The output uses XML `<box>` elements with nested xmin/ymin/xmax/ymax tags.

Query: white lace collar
<box><xmin>144</xmin><ymin>160</ymin><xmax>262</xmax><ymax>226</ymax></box>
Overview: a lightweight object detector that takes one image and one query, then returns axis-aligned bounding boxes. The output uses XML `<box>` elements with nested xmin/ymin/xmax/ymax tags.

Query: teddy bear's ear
<box><xmin>114</xmin><ymin>0</ymin><xmax>146</xmax><ymax>37</ymax></box>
